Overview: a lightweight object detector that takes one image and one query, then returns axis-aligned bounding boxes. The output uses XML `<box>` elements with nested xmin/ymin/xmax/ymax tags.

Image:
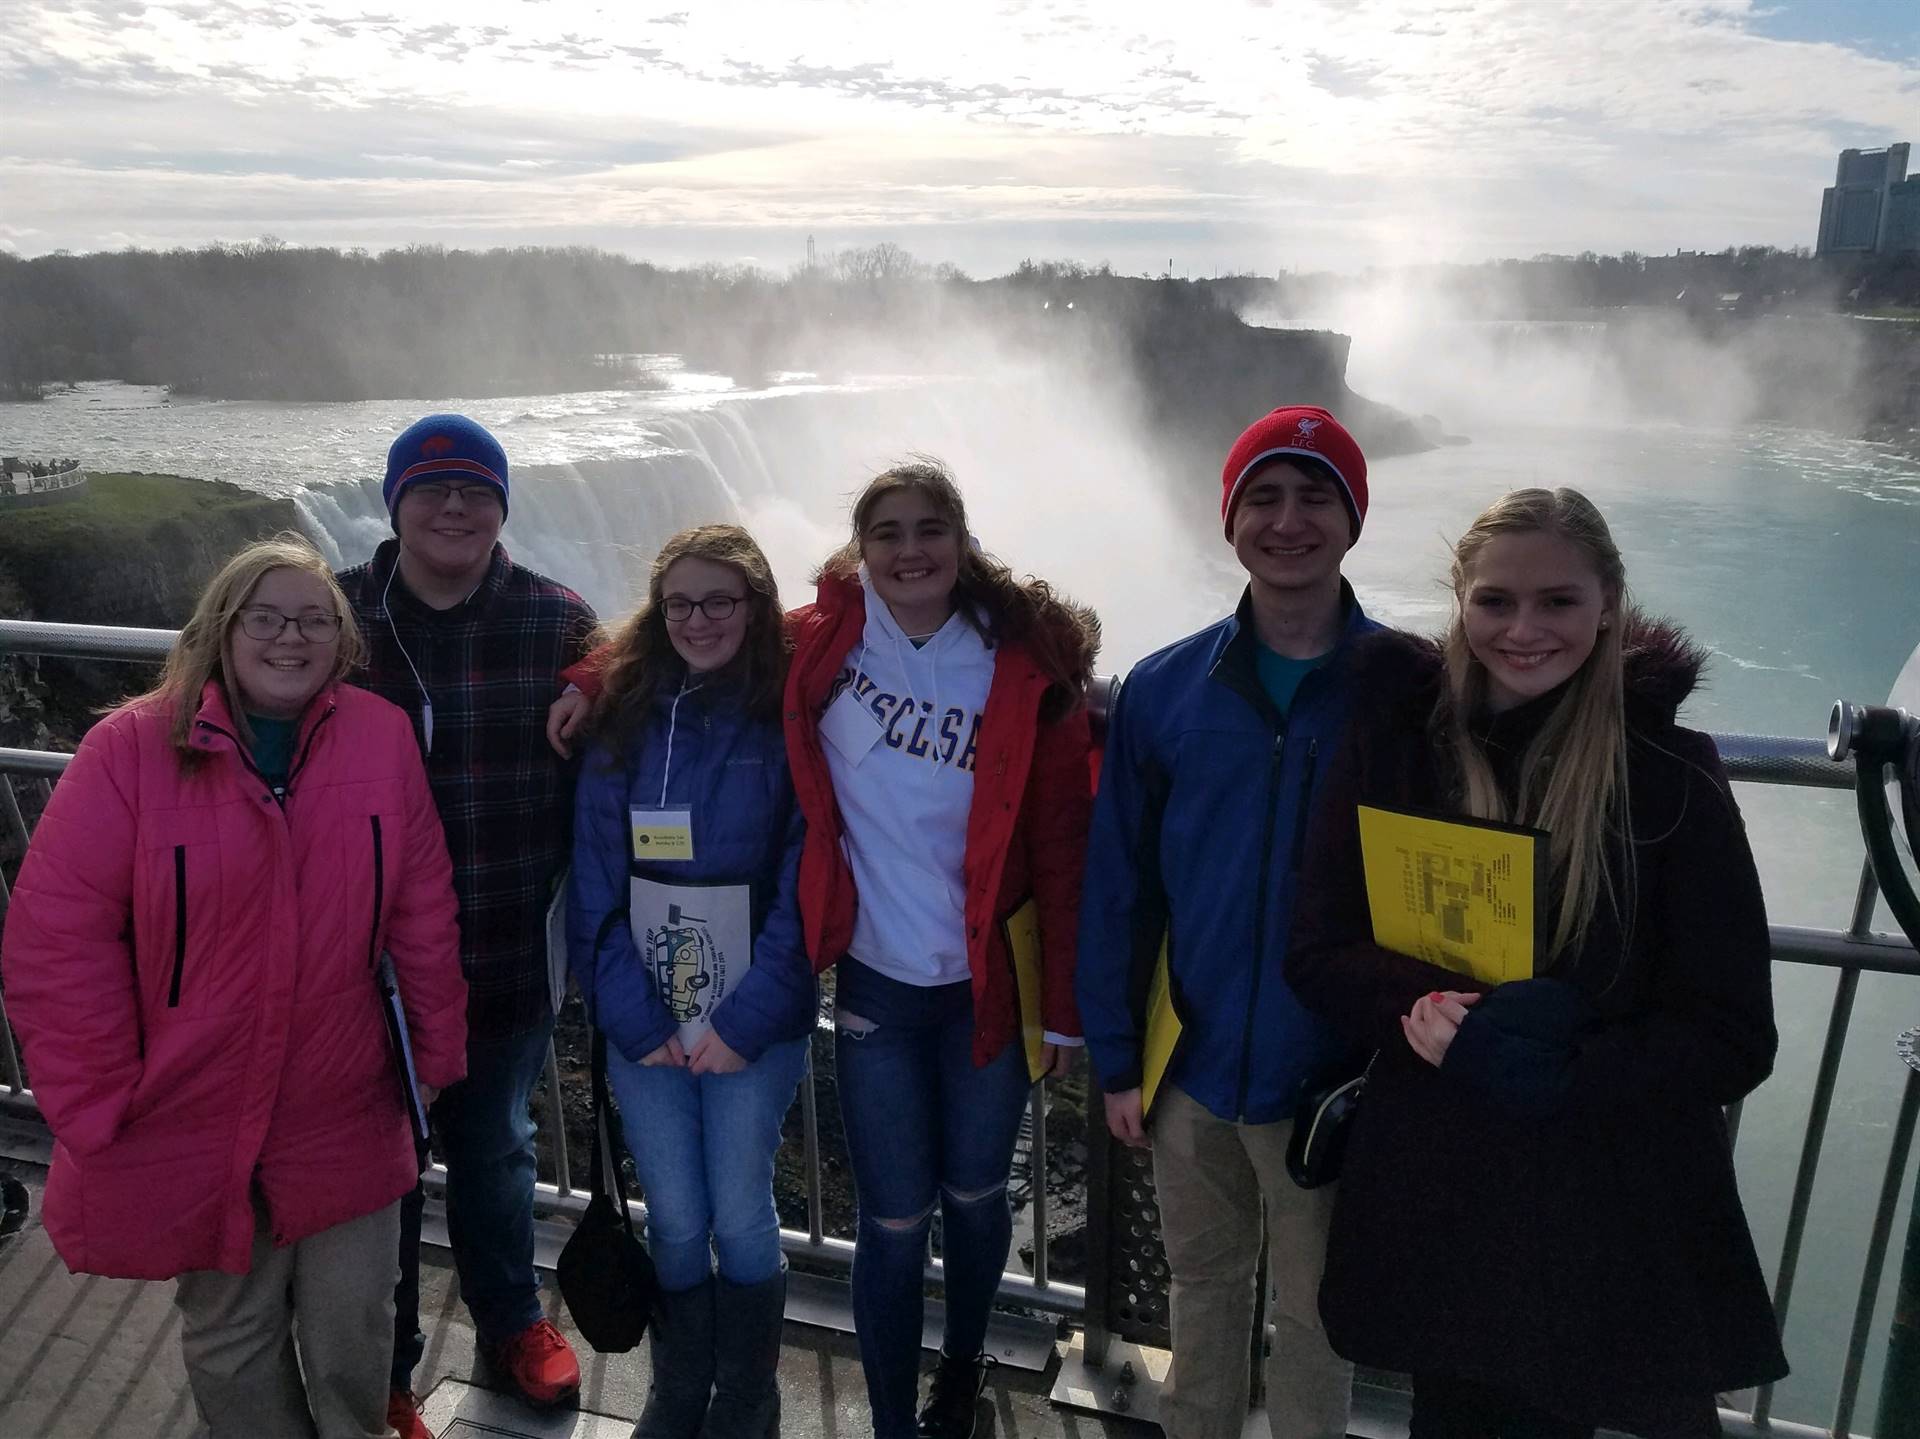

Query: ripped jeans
<box><xmin>833</xmin><ymin>958</ymin><xmax>1033</xmax><ymax>1439</ymax></box>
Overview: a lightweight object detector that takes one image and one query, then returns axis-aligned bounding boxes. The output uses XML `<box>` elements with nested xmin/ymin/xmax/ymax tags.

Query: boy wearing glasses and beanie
<box><xmin>338</xmin><ymin>414</ymin><xmax>597</xmax><ymax>1437</ymax></box>
<box><xmin>1075</xmin><ymin>406</ymin><xmax>1379</xmax><ymax>1439</ymax></box>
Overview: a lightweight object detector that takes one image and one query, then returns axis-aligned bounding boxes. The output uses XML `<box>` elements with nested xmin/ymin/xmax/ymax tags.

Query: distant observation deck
<box><xmin>0</xmin><ymin>459</ymin><xmax>89</xmax><ymax>509</ymax></box>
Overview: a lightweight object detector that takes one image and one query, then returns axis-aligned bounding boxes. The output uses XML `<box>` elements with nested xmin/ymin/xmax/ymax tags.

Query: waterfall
<box><xmin>275</xmin><ymin>375</ymin><xmax>1224</xmax><ymax>663</ymax></box>
<box><xmin>0</xmin><ymin>371</ymin><xmax>1238</xmax><ymax>664</ymax></box>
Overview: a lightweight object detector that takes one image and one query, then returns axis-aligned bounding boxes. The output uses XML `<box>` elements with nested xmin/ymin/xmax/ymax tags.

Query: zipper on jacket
<box><xmin>1289</xmin><ymin>739</ymin><xmax>1320</xmax><ymax>874</ymax></box>
<box><xmin>282</xmin><ymin>706</ymin><xmax>334</xmax><ymax>800</ymax></box>
<box><xmin>1235</xmin><ymin>729</ymin><xmax>1288</xmax><ymax>1119</ymax></box>
<box><xmin>168</xmin><ymin>845</ymin><xmax>187</xmax><ymax>1007</ymax></box>
<box><xmin>193</xmin><ymin>704</ymin><xmax>335</xmax><ymax>807</ymax></box>
<box><xmin>194</xmin><ymin>719</ymin><xmax>272</xmax><ymax>800</ymax></box>
<box><xmin>367</xmin><ymin>815</ymin><xmax>385</xmax><ymax>969</ymax></box>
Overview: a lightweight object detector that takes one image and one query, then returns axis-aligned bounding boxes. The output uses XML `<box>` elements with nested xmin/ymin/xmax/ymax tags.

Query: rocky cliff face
<box><xmin>722</xmin><ymin>278</ymin><xmax>1445</xmax><ymax>470</ymax></box>
<box><xmin>0</xmin><ymin>472</ymin><xmax>304</xmax><ymax>749</ymax></box>
<box><xmin>1122</xmin><ymin>316</ymin><xmax>1441</xmax><ymax>466</ymax></box>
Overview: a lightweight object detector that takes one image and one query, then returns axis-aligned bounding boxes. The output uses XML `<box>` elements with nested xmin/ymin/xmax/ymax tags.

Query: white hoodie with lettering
<box><xmin>822</xmin><ymin>573</ymin><xmax>995</xmax><ymax>987</ymax></box>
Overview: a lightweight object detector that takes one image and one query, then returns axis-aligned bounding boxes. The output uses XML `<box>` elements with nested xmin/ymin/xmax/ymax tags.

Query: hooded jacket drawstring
<box><xmin>658</xmin><ymin>676</ymin><xmax>702</xmax><ymax>806</ymax></box>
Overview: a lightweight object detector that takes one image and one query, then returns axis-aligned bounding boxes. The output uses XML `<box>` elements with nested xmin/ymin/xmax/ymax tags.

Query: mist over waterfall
<box><xmin>278</xmin><ymin>373</ymin><xmax>1225</xmax><ymax>670</ymax></box>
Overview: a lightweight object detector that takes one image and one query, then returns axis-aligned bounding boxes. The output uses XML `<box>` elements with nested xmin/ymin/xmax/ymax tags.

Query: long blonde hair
<box><xmin>1439</xmin><ymin>488</ymin><xmax>1630</xmax><ymax>962</ymax></box>
<box><xmin>584</xmin><ymin>524</ymin><xmax>790</xmax><ymax>749</ymax></box>
<box><xmin>136</xmin><ymin>533</ymin><xmax>365</xmax><ymax>757</ymax></box>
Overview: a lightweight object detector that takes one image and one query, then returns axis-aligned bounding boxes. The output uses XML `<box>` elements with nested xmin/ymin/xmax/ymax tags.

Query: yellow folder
<box><xmin>1003</xmin><ymin>899</ymin><xmax>1049</xmax><ymax>1083</ymax></box>
<box><xmin>1356</xmin><ymin>804</ymin><xmax>1545</xmax><ymax>986</ymax></box>
<box><xmin>1005</xmin><ymin>902</ymin><xmax>1182</xmax><ymax>1105</ymax></box>
<box><xmin>1140</xmin><ymin>939</ymin><xmax>1182</xmax><ymax>1117</ymax></box>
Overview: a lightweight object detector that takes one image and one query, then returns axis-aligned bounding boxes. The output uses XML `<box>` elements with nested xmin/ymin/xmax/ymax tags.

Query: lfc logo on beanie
<box><xmin>1220</xmin><ymin>406</ymin><xmax>1368</xmax><ymax>541</ymax></box>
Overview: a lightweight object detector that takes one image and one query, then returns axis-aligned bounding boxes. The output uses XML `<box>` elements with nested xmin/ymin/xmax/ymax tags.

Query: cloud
<box><xmin>1307</xmin><ymin>54</ymin><xmax>1383</xmax><ymax>99</ymax></box>
<box><xmin>3</xmin><ymin>0</ymin><xmax>1915</xmax><ymax>271</ymax></box>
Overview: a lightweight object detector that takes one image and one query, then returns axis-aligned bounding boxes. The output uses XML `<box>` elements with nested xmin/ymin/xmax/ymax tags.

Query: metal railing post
<box><xmin>802</xmin><ymin>1042</ymin><xmax>826</xmax><ymax>1247</ymax></box>
<box><xmin>0</xmin><ymin>880</ymin><xmax>23</xmax><ymax>1092</ymax></box>
<box><xmin>1835</xmin><ymin>1062</ymin><xmax>1920</xmax><ymax>1436</ymax></box>
<box><xmin>1030</xmin><ymin>1081</ymin><xmax>1050</xmax><ymax>1292</ymax></box>
<box><xmin>543</xmin><ymin>1043</ymin><xmax>572</xmax><ymax>1198</ymax></box>
<box><xmin>0</xmin><ymin>778</ymin><xmax>30</xmax><ymax>854</ymax></box>
<box><xmin>1</xmin><ymin>782</ymin><xmax>27</xmax><ymax>1093</ymax></box>
<box><xmin>1753</xmin><ymin>861</ymin><xmax>1879</xmax><ymax>1426</ymax></box>
<box><xmin>1876</xmin><ymin>1117</ymin><xmax>1920</xmax><ymax>1438</ymax></box>
<box><xmin>1080</xmin><ymin>1091</ymin><xmax>1117</xmax><ymax>1370</ymax></box>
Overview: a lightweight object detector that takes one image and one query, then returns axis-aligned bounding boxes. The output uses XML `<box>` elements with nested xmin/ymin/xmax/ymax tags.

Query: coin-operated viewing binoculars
<box><xmin>1829</xmin><ymin>673</ymin><xmax>1920</xmax><ymax>1438</ymax></box>
<box><xmin>1829</xmin><ymin>697</ymin><xmax>1920</xmax><ymax>945</ymax></box>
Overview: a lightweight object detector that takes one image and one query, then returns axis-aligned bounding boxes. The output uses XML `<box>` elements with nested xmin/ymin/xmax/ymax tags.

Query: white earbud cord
<box><xmin>380</xmin><ymin>562</ymin><xmax>435</xmax><ymax>755</ymax></box>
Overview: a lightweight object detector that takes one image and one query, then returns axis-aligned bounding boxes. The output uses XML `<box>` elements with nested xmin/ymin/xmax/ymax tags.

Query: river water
<box><xmin>5</xmin><ymin>361</ymin><xmax>1919</xmax><ymax>1426</ymax></box>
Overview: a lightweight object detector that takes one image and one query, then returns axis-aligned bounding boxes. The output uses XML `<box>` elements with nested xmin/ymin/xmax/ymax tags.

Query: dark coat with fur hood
<box><xmin>1287</xmin><ymin>618</ymin><xmax>1787</xmax><ymax>1433</ymax></box>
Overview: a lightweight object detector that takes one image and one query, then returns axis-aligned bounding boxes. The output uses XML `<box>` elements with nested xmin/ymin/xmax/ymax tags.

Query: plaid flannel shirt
<box><xmin>340</xmin><ymin>539</ymin><xmax>598</xmax><ymax>1041</ymax></box>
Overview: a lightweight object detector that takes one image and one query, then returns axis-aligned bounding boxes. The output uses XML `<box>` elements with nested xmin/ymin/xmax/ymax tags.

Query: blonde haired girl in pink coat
<box><xmin>2</xmin><ymin>535</ymin><xmax>469</xmax><ymax>1439</ymax></box>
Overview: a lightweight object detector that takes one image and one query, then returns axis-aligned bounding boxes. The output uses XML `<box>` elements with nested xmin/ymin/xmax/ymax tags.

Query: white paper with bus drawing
<box><xmin>627</xmin><ymin>875</ymin><xmax>753</xmax><ymax>1049</ymax></box>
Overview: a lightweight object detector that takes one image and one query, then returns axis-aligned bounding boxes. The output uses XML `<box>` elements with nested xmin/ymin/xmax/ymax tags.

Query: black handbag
<box><xmin>1287</xmin><ymin>1053</ymin><xmax>1375</xmax><ymax>1189</ymax></box>
<box><xmin>557</xmin><ymin>1030</ymin><xmax>659</xmax><ymax>1352</ymax></box>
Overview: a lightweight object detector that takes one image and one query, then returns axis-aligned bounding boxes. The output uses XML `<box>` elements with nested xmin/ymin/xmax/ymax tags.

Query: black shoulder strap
<box><xmin>588</xmin><ymin>1028</ymin><xmax>639</xmax><ymax>1240</ymax></box>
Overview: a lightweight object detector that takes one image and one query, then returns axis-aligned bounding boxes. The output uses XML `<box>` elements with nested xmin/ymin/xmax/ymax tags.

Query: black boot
<box><xmin>697</xmin><ymin>1260</ymin><xmax>787</xmax><ymax>1439</ymax></box>
<box><xmin>632</xmin><ymin>1278</ymin><xmax>716</xmax><ymax>1439</ymax></box>
<box><xmin>916</xmin><ymin>1351</ymin><xmax>996</xmax><ymax>1439</ymax></box>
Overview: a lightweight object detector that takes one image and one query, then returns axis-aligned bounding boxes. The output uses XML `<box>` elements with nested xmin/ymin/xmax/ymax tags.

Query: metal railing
<box><xmin>2</xmin><ymin>619</ymin><xmax>1917</xmax><ymax>1435</ymax></box>
<box><xmin>0</xmin><ymin>620</ymin><xmax>1076</xmax><ymax>1317</ymax></box>
<box><xmin>2</xmin><ymin>463</ymin><xmax>88</xmax><ymax>500</ymax></box>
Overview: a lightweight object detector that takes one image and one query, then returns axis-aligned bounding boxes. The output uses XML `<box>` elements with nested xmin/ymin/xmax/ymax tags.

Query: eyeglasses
<box><xmin>405</xmin><ymin>481</ymin><xmax>501</xmax><ymax>510</ymax></box>
<box><xmin>236</xmin><ymin>607</ymin><xmax>344</xmax><ymax>643</ymax></box>
<box><xmin>661</xmin><ymin>595</ymin><xmax>743</xmax><ymax>623</ymax></box>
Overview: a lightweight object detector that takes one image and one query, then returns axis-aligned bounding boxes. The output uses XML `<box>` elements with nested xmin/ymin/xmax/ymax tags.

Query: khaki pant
<box><xmin>175</xmin><ymin>1197</ymin><xmax>402</xmax><ymax>1439</ymax></box>
<box><xmin>1151</xmin><ymin>1084</ymin><xmax>1352</xmax><ymax>1439</ymax></box>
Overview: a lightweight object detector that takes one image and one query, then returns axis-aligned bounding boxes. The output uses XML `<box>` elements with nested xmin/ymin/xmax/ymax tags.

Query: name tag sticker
<box><xmin>820</xmin><ymin>687</ymin><xmax>883</xmax><ymax>767</ymax></box>
<box><xmin>631</xmin><ymin>807</ymin><xmax>695</xmax><ymax>862</ymax></box>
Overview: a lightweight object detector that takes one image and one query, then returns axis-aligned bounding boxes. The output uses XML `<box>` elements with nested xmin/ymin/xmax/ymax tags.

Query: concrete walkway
<box><xmin>0</xmin><ymin>1152</ymin><xmax>1162</xmax><ymax>1439</ymax></box>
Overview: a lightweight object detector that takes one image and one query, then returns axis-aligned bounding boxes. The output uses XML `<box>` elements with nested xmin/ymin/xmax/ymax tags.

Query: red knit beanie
<box><xmin>1220</xmin><ymin>406</ymin><xmax>1367</xmax><ymax>541</ymax></box>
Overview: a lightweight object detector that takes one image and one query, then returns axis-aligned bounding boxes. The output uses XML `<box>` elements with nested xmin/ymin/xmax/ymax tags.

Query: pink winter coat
<box><xmin>0</xmin><ymin>680</ymin><xmax>468</xmax><ymax>1280</ymax></box>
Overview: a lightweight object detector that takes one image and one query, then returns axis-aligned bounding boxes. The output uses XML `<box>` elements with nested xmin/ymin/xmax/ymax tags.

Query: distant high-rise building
<box><xmin>1816</xmin><ymin>143</ymin><xmax>1920</xmax><ymax>256</ymax></box>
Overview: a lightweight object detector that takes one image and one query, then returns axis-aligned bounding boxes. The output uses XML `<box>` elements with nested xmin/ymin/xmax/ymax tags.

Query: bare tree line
<box><xmin>1</xmin><ymin>239</ymin><xmax>1912</xmax><ymax>403</ymax></box>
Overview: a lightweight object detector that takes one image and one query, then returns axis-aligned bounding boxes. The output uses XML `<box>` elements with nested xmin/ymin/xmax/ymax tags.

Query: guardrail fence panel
<box><xmin>3</xmin><ymin>620</ymin><xmax>1918</xmax><ymax>1437</ymax></box>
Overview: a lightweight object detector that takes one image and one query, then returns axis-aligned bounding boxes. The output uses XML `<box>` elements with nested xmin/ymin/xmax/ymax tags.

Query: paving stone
<box><xmin>0</xmin><ymin>1159</ymin><xmax>1158</xmax><ymax>1438</ymax></box>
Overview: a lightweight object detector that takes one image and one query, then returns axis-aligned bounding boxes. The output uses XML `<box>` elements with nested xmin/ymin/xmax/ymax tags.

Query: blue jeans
<box><xmin>833</xmin><ymin>960</ymin><xmax>1033</xmax><ymax>1439</ymax></box>
<box><xmin>393</xmin><ymin>1013</ymin><xmax>554</xmax><ymax>1387</ymax></box>
<box><xmin>604</xmin><ymin>1035</ymin><xmax>808</xmax><ymax>1292</ymax></box>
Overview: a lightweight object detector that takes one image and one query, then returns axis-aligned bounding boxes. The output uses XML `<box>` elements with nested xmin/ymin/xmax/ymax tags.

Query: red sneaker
<box><xmin>486</xmin><ymin>1318</ymin><xmax>581</xmax><ymax>1408</ymax></box>
<box><xmin>386</xmin><ymin>1389</ymin><xmax>432</xmax><ymax>1439</ymax></box>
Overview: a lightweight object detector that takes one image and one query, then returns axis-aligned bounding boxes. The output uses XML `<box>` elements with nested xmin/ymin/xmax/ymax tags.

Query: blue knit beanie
<box><xmin>383</xmin><ymin>414</ymin><xmax>510</xmax><ymax>524</ymax></box>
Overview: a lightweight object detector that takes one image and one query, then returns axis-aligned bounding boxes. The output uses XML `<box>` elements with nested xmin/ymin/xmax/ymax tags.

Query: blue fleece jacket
<box><xmin>1076</xmin><ymin>584</ymin><xmax>1381</xmax><ymax>1123</ymax></box>
<box><xmin>567</xmin><ymin>679</ymin><xmax>815</xmax><ymax>1063</ymax></box>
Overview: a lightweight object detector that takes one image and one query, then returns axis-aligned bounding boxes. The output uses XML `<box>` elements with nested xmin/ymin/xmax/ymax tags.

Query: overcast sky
<box><xmin>5</xmin><ymin>0</ymin><xmax>1916</xmax><ymax>275</ymax></box>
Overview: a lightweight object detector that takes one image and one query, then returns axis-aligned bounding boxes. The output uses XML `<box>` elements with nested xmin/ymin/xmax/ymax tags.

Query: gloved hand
<box><xmin>1441</xmin><ymin>977</ymin><xmax>1594</xmax><ymax>1118</ymax></box>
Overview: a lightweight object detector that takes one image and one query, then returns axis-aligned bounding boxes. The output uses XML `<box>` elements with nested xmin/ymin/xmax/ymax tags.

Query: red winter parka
<box><xmin>782</xmin><ymin>571</ymin><xmax>1096</xmax><ymax>1067</ymax></box>
<box><xmin>1</xmin><ymin>681</ymin><xmax>468</xmax><ymax>1281</ymax></box>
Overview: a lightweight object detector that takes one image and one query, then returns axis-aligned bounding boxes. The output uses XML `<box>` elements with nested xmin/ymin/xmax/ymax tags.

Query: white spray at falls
<box><xmin>10</xmin><ymin>367</ymin><xmax>1221</xmax><ymax>670</ymax></box>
